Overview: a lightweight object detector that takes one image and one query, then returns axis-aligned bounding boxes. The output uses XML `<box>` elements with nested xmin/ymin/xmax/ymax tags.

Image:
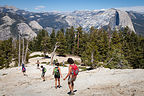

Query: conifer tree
<box><xmin>50</xmin><ymin>29</ymin><xmax>56</xmax><ymax>51</ymax></box>
<box><xmin>65</xmin><ymin>26</ymin><xmax>75</xmax><ymax>54</ymax></box>
<box><xmin>56</xmin><ymin>30</ymin><xmax>66</xmax><ymax>55</ymax></box>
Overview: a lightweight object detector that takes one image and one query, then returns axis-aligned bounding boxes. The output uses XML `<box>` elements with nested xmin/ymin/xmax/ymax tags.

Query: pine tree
<box><xmin>0</xmin><ymin>38</ymin><xmax>13</xmax><ymax>68</ymax></box>
<box><xmin>50</xmin><ymin>29</ymin><xmax>56</xmax><ymax>51</ymax></box>
<box><xmin>35</xmin><ymin>29</ymin><xmax>48</xmax><ymax>51</ymax></box>
<box><xmin>41</xmin><ymin>36</ymin><xmax>51</xmax><ymax>57</ymax></box>
<box><xmin>65</xmin><ymin>26</ymin><xmax>75</xmax><ymax>54</ymax></box>
<box><xmin>56</xmin><ymin>30</ymin><xmax>66</xmax><ymax>55</ymax></box>
<box><xmin>74</xmin><ymin>26</ymin><xmax>84</xmax><ymax>56</ymax></box>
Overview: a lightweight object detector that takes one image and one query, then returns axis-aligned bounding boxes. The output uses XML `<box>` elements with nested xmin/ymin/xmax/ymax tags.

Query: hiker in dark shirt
<box><xmin>53</xmin><ymin>63</ymin><xmax>62</xmax><ymax>89</ymax></box>
<box><xmin>41</xmin><ymin>65</ymin><xmax>46</xmax><ymax>81</ymax></box>
<box><xmin>22</xmin><ymin>63</ymin><xmax>26</xmax><ymax>76</ymax></box>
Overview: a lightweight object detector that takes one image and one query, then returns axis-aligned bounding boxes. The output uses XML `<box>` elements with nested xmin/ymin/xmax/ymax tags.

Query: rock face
<box><xmin>1</xmin><ymin>16</ymin><xmax>15</xmax><ymax>25</ymax></box>
<box><xmin>17</xmin><ymin>23</ymin><xmax>37</xmax><ymax>39</ymax></box>
<box><xmin>29</xmin><ymin>20</ymin><xmax>43</xmax><ymax>30</ymax></box>
<box><xmin>0</xmin><ymin>16</ymin><xmax>15</xmax><ymax>40</ymax></box>
<box><xmin>0</xmin><ymin>26</ymin><xmax>12</xmax><ymax>40</ymax></box>
<box><xmin>117</xmin><ymin>10</ymin><xmax>135</xmax><ymax>32</ymax></box>
<box><xmin>0</xmin><ymin>7</ymin><xmax>41</xmax><ymax>40</ymax></box>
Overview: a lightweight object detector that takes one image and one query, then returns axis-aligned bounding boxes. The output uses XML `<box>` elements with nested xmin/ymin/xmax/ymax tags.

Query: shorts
<box><xmin>68</xmin><ymin>76</ymin><xmax>76</xmax><ymax>83</ymax></box>
<box><xmin>41</xmin><ymin>72</ymin><xmax>45</xmax><ymax>77</ymax></box>
<box><xmin>37</xmin><ymin>64</ymin><xmax>39</xmax><ymax>67</ymax></box>
<box><xmin>54</xmin><ymin>75</ymin><xmax>60</xmax><ymax>78</ymax></box>
<box><xmin>22</xmin><ymin>70</ymin><xmax>25</xmax><ymax>72</ymax></box>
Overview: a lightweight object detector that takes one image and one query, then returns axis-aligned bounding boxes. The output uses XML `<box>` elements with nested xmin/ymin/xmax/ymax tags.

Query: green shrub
<box><xmin>79</xmin><ymin>66</ymin><xmax>87</xmax><ymax>71</ymax></box>
<box><xmin>41</xmin><ymin>62</ymin><xmax>47</xmax><ymax>64</ymax></box>
<box><xmin>29</xmin><ymin>54</ymin><xmax>42</xmax><ymax>58</ymax></box>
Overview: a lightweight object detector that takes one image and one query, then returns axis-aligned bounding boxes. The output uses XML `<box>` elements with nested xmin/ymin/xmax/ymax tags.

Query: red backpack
<box><xmin>70</xmin><ymin>64</ymin><xmax>79</xmax><ymax>76</ymax></box>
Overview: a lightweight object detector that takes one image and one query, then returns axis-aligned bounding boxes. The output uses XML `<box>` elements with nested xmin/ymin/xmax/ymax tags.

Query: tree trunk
<box><xmin>24</xmin><ymin>40</ymin><xmax>29</xmax><ymax>63</ymax></box>
<box><xmin>105</xmin><ymin>58</ymin><xmax>113</xmax><ymax>65</ymax></box>
<box><xmin>18</xmin><ymin>34</ymin><xmax>21</xmax><ymax>66</ymax></box>
<box><xmin>50</xmin><ymin>42</ymin><xmax>59</xmax><ymax>65</ymax></box>
<box><xmin>91</xmin><ymin>50</ymin><xmax>94</xmax><ymax>64</ymax></box>
<box><xmin>22</xmin><ymin>38</ymin><xmax>25</xmax><ymax>64</ymax></box>
<box><xmin>77</xmin><ymin>31</ymin><xmax>79</xmax><ymax>49</ymax></box>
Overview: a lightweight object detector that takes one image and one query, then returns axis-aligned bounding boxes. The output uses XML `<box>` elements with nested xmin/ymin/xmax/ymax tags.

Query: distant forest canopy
<box><xmin>0</xmin><ymin>26</ymin><xmax>144</xmax><ymax>69</ymax></box>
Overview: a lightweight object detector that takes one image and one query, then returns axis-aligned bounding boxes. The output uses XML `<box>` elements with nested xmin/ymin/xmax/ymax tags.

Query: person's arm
<box><xmin>59</xmin><ymin>67</ymin><xmax>63</xmax><ymax>78</ymax></box>
<box><xmin>63</xmin><ymin>66</ymin><xmax>71</xmax><ymax>80</ymax></box>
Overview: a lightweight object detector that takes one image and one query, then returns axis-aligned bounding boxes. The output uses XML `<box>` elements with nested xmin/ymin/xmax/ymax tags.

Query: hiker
<box><xmin>41</xmin><ymin>65</ymin><xmax>46</xmax><ymax>81</ymax></box>
<box><xmin>36</xmin><ymin>60</ymin><xmax>40</xmax><ymax>69</ymax></box>
<box><xmin>63</xmin><ymin>58</ymin><xmax>79</xmax><ymax>95</ymax></box>
<box><xmin>53</xmin><ymin>63</ymin><xmax>62</xmax><ymax>89</ymax></box>
<box><xmin>22</xmin><ymin>63</ymin><xmax>26</xmax><ymax>76</ymax></box>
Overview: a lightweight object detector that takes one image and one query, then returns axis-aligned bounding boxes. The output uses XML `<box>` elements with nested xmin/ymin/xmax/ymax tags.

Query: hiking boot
<box><xmin>58</xmin><ymin>85</ymin><xmax>61</xmax><ymax>88</ymax></box>
<box><xmin>69</xmin><ymin>92</ymin><xmax>75</xmax><ymax>95</ymax></box>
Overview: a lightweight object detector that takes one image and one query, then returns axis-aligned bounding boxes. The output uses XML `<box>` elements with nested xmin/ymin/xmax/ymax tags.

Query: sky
<box><xmin>0</xmin><ymin>0</ymin><xmax>144</xmax><ymax>12</ymax></box>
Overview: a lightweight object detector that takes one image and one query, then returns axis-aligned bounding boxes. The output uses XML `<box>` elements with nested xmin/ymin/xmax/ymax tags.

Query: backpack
<box><xmin>44</xmin><ymin>67</ymin><xmax>47</xmax><ymax>73</ymax></box>
<box><xmin>22</xmin><ymin>67</ymin><xmax>26</xmax><ymax>71</ymax></box>
<box><xmin>54</xmin><ymin>67</ymin><xmax>60</xmax><ymax>76</ymax></box>
<box><xmin>70</xmin><ymin>64</ymin><xmax>79</xmax><ymax>76</ymax></box>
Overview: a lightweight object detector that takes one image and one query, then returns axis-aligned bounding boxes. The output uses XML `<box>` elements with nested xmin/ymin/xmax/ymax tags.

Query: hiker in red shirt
<box><xmin>63</xmin><ymin>58</ymin><xmax>79</xmax><ymax>95</ymax></box>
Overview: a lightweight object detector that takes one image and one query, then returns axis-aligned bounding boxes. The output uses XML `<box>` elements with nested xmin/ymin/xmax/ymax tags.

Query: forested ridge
<box><xmin>0</xmin><ymin>26</ymin><xmax>144</xmax><ymax>69</ymax></box>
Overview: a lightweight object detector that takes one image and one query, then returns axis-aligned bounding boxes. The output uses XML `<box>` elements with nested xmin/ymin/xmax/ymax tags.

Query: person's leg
<box><xmin>43</xmin><ymin>76</ymin><xmax>45</xmax><ymax>81</ymax></box>
<box><xmin>69</xmin><ymin>81</ymin><xmax>75</xmax><ymax>95</ymax></box>
<box><xmin>72</xmin><ymin>81</ymin><xmax>74</xmax><ymax>92</ymax></box>
<box><xmin>68</xmin><ymin>82</ymin><xmax>73</xmax><ymax>92</ymax></box>
<box><xmin>41</xmin><ymin>73</ymin><xmax>45</xmax><ymax>81</ymax></box>
<box><xmin>55</xmin><ymin>78</ymin><xmax>57</xmax><ymax>88</ymax></box>
<box><xmin>42</xmin><ymin>76</ymin><xmax>44</xmax><ymax>81</ymax></box>
<box><xmin>43</xmin><ymin>73</ymin><xmax>46</xmax><ymax>81</ymax></box>
<box><xmin>58</xmin><ymin>78</ymin><xmax>60</xmax><ymax>87</ymax></box>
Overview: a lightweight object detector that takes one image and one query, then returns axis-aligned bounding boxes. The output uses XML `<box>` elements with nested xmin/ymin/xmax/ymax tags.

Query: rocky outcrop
<box><xmin>29</xmin><ymin>20</ymin><xmax>43</xmax><ymax>30</ymax></box>
<box><xmin>0</xmin><ymin>10</ymin><xmax>39</xmax><ymax>40</ymax></box>
<box><xmin>0</xmin><ymin>16</ymin><xmax>15</xmax><ymax>40</ymax></box>
<box><xmin>17</xmin><ymin>23</ymin><xmax>37</xmax><ymax>39</ymax></box>
<box><xmin>0</xmin><ymin>26</ymin><xmax>12</xmax><ymax>40</ymax></box>
<box><xmin>1</xmin><ymin>16</ymin><xmax>15</xmax><ymax>25</ymax></box>
<box><xmin>117</xmin><ymin>10</ymin><xmax>135</xmax><ymax>32</ymax></box>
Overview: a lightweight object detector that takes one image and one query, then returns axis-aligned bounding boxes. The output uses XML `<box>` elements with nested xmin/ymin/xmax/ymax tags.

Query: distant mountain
<box><xmin>0</xmin><ymin>6</ymin><xmax>43</xmax><ymax>40</ymax></box>
<box><xmin>0</xmin><ymin>5</ymin><xmax>143</xmax><ymax>40</ymax></box>
<box><xmin>17</xmin><ymin>8</ymin><xmax>135</xmax><ymax>32</ymax></box>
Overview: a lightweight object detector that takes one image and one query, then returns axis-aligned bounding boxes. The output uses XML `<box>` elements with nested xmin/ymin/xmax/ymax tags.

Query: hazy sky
<box><xmin>0</xmin><ymin>0</ymin><xmax>144</xmax><ymax>12</ymax></box>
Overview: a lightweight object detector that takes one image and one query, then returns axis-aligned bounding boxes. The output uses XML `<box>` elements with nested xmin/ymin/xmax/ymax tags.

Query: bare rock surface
<box><xmin>0</xmin><ymin>52</ymin><xmax>144</xmax><ymax>96</ymax></box>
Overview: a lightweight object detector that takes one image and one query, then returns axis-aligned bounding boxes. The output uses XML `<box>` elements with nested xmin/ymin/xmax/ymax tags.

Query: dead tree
<box><xmin>24</xmin><ymin>40</ymin><xmax>29</xmax><ymax>63</ymax></box>
<box><xmin>105</xmin><ymin>58</ymin><xmax>113</xmax><ymax>66</ymax></box>
<box><xmin>91</xmin><ymin>50</ymin><xmax>94</xmax><ymax>64</ymax></box>
<box><xmin>22</xmin><ymin>38</ymin><xmax>25</xmax><ymax>64</ymax></box>
<box><xmin>50</xmin><ymin>42</ymin><xmax>59</xmax><ymax>65</ymax></box>
<box><xmin>18</xmin><ymin>34</ymin><xmax>21</xmax><ymax>66</ymax></box>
